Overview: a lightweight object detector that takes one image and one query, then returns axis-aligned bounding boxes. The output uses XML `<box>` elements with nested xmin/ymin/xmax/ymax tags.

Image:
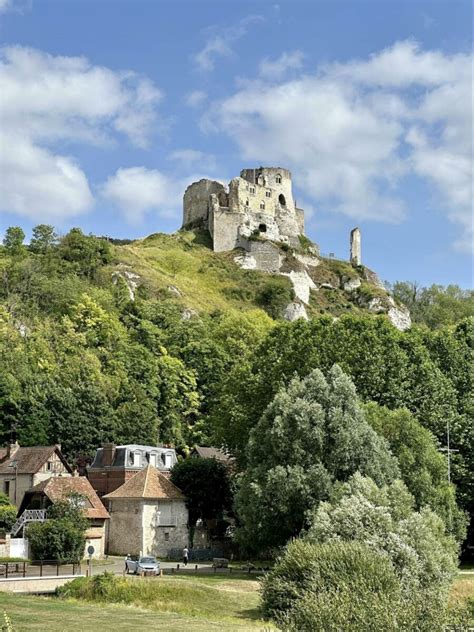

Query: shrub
<box><xmin>262</xmin><ymin>540</ymin><xmax>449</xmax><ymax>631</ymax></box>
<box><xmin>0</xmin><ymin>506</ymin><xmax>17</xmax><ymax>531</ymax></box>
<box><xmin>256</xmin><ymin>278</ymin><xmax>293</xmax><ymax>318</ymax></box>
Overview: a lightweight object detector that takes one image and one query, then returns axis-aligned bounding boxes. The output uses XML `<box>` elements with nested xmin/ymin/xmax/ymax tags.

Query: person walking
<box><xmin>183</xmin><ymin>546</ymin><xmax>189</xmax><ymax>567</ymax></box>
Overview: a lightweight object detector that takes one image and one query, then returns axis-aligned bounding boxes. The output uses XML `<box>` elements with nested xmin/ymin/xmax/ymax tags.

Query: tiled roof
<box><xmin>26</xmin><ymin>476</ymin><xmax>110</xmax><ymax>520</ymax></box>
<box><xmin>103</xmin><ymin>465</ymin><xmax>185</xmax><ymax>500</ymax></box>
<box><xmin>194</xmin><ymin>446</ymin><xmax>231</xmax><ymax>463</ymax></box>
<box><xmin>0</xmin><ymin>446</ymin><xmax>72</xmax><ymax>475</ymax></box>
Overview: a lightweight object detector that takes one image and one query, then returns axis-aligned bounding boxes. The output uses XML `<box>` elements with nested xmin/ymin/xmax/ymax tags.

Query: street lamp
<box><xmin>8</xmin><ymin>460</ymin><xmax>18</xmax><ymax>506</ymax></box>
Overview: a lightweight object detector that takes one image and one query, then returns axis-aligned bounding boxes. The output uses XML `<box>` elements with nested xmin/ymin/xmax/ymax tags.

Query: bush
<box><xmin>262</xmin><ymin>540</ymin><xmax>449</xmax><ymax>631</ymax></box>
<box><xmin>27</xmin><ymin>518</ymin><xmax>86</xmax><ymax>563</ymax></box>
<box><xmin>256</xmin><ymin>278</ymin><xmax>293</xmax><ymax>318</ymax></box>
<box><xmin>0</xmin><ymin>506</ymin><xmax>17</xmax><ymax>531</ymax></box>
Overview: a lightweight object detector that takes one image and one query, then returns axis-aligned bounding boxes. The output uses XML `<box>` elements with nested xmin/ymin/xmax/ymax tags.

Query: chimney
<box><xmin>102</xmin><ymin>443</ymin><xmax>116</xmax><ymax>467</ymax></box>
<box><xmin>6</xmin><ymin>441</ymin><xmax>19</xmax><ymax>458</ymax></box>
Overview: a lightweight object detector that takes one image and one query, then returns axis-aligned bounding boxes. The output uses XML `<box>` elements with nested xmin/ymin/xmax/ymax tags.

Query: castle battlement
<box><xmin>183</xmin><ymin>167</ymin><xmax>305</xmax><ymax>252</ymax></box>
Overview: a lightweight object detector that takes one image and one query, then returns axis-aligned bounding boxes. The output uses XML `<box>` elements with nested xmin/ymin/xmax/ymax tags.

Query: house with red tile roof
<box><xmin>18</xmin><ymin>475</ymin><xmax>110</xmax><ymax>558</ymax></box>
<box><xmin>103</xmin><ymin>464</ymin><xmax>188</xmax><ymax>557</ymax></box>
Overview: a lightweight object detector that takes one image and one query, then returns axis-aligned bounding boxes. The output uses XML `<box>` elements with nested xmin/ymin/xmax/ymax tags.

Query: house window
<box><xmin>149</xmin><ymin>452</ymin><xmax>157</xmax><ymax>467</ymax></box>
<box><xmin>164</xmin><ymin>532</ymin><xmax>169</xmax><ymax>541</ymax></box>
<box><xmin>259</xmin><ymin>202</ymin><xmax>265</xmax><ymax>210</ymax></box>
<box><xmin>164</xmin><ymin>453</ymin><xmax>173</xmax><ymax>469</ymax></box>
<box><xmin>249</xmin><ymin>186</ymin><xmax>255</xmax><ymax>194</ymax></box>
<box><xmin>276</xmin><ymin>174</ymin><xmax>282</xmax><ymax>184</ymax></box>
<box><xmin>47</xmin><ymin>461</ymin><xmax>53</xmax><ymax>471</ymax></box>
<box><xmin>4</xmin><ymin>481</ymin><xmax>10</xmax><ymax>496</ymax></box>
<box><xmin>131</xmin><ymin>451</ymin><xmax>141</xmax><ymax>467</ymax></box>
<box><xmin>265</xmin><ymin>190</ymin><xmax>271</xmax><ymax>198</ymax></box>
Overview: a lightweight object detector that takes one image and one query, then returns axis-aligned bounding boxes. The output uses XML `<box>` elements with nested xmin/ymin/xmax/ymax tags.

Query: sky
<box><xmin>0</xmin><ymin>0</ymin><xmax>472</xmax><ymax>287</ymax></box>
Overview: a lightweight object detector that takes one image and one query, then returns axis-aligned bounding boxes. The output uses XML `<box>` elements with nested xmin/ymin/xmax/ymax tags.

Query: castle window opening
<box><xmin>275</xmin><ymin>174</ymin><xmax>282</xmax><ymax>184</ymax></box>
<box><xmin>260</xmin><ymin>201</ymin><xmax>265</xmax><ymax>210</ymax></box>
<box><xmin>259</xmin><ymin>223</ymin><xmax>267</xmax><ymax>233</ymax></box>
<box><xmin>278</xmin><ymin>194</ymin><xmax>286</xmax><ymax>206</ymax></box>
<box><xmin>249</xmin><ymin>186</ymin><xmax>255</xmax><ymax>194</ymax></box>
<box><xmin>265</xmin><ymin>190</ymin><xmax>271</xmax><ymax>198</ymax></box>
<box><xmin>245</xmin><ymin>199</ymin><xmax>249</xmax><ymax>206</ymax></box>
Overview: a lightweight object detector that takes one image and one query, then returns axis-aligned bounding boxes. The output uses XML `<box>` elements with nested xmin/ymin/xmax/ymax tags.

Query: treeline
<box><xmin>0</xmin><ymin>225</ymin><xmax>473</xmax><ymax>543</ymax></box>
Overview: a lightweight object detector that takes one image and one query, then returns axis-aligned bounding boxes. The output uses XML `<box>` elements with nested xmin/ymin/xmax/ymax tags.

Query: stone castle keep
<box><xmin>183</xmin><ymin>167</ymin><xmax>307</xmax><ymax>252</ymax></box>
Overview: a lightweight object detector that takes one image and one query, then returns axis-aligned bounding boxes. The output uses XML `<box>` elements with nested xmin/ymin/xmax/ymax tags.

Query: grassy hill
<box><xmin>112</xmin><ymin>230</ymin><xmax>389</xmax><ymax>321</ymax></box>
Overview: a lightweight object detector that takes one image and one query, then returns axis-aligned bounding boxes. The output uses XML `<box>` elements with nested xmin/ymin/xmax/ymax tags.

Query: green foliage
<box><xmin>256</xmin><ymin>277</ymin><xmax>294</xmax><ymax>318</ymax></box>
<box><xmin>27</xmin><ymin>518</ymin><xmax>86</xmax><ymax>563</ymax></box>
<box><xmin>170</xmin><ymin>457</ymin><xmax>233</xmax><ymax>542</ymax></box>
<box><xmin>27</xmin><ymin>493</ymin><xmax>87</xmax><ymax>563</ymax></box>
<box><xmin>0</xmin><ymin>493</ymin><xmax>11</xmax><ymax>506</ymax></box>
<box><xmin>58</xmin><ymin>228</ymin><xmax>112</xmax><ymax>278</ymax></box>
<box><xmin>263</xmin><ymin>475</ymin><xmax>460</xmax><ymax>630</ymax></box>
<box><xmin>364</xmin><ymin>402</ymin><xmax>466</xmax><ymax>540</ymax></box>
<box><xmin>29</xmin><ymin>225</ymin><xmax>58</xmax><ymax>254</ymax></box>
<box><xmin>0</xmin><ymin>506</ymin><xmax>17</xmax><ymax>531</ymax></box>
<box><xmin>392</xmin><ymin>281</ymin><xmax>474</xmax><ymax>328</ymax></box>
<box><xmin>235</xmin><ymin>366</ymin><xmax>398</xmax><ymax>554</ymax></box>
<box><xmin>3</xmin><ymin>227</ymin><xmax>26</xmax><ymax>257</ymax></box>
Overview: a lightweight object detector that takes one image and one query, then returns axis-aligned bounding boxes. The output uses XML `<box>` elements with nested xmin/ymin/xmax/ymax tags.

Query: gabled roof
<box><xmin>103</xmin><ymin>465</ymin><xmax>185</xmax><ymax>500</ymax></box>
<box><xmin>0</xmin><ymin>446</ymin><xmax>73</xmax><ymax>475</ymax></box>
<box><xmin>21</xmin><ymin>476</ymin><xmax>109</xmax><ymax>520</ymax></box>
<box><xmin>193</xmin><ymin>446</ymin><xmax>231</xmax><ymax>463</ymax></box>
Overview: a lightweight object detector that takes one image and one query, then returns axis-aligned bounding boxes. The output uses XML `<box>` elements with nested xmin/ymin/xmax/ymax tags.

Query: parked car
<box><xmin>125</xmin><ymin>555</ymin><xmax>160</xmax><ymax>576</ymax></box>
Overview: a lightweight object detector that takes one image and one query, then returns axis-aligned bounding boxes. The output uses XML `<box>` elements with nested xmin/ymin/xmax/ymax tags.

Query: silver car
<box><xmin>126</xmin><ymin>555</ymin><xmax>160</xmax><ymax>576</ymax></box>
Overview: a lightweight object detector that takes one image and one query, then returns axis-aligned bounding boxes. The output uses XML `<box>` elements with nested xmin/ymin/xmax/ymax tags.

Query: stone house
<box><xmin>18</xmin><ymin>476</ymin><xmax>110</xmax><ymax>558</ymax></box>
<box><xmin>0</xmin><ymin>442</ymin><xmax>73</xmax><ymax>507</ymax></box>
<box><xmin>88</xmin><ymin>443</ymin><xmax>178</xmax><ymax>498</ymax></box>
<box><xmin>103</xmin><ymin>465</ymin><xmax>188</xmax><ymax>557</ymax></box>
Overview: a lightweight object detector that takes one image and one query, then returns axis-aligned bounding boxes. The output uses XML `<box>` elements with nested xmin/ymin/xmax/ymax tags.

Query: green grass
<box><xmin>0</xmin><ymin>574</ymin><xmax>273</xmax><ymax>631</ymax></box>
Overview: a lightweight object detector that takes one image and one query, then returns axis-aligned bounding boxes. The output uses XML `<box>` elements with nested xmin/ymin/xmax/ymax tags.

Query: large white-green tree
<box><xmin>235</xmin><ymin>365</ymin><xmax>399</xmax><ymax>553</ymax></box>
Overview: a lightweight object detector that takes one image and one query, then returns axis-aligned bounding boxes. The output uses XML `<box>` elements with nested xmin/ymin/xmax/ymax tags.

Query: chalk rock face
<box><xmin>182</xmin><ymin>308</ymin><xmax>198</xmax><ymax>320</ymax></box>
<box><xmin>283</xmin><ymin>302</ymin><xmax>308</xmax><ymax>321</ymax></box>
<box><xmin>343</xmin><ymin>277</ymin><xmax>361</xmax><ymax>292</ymax></box>
<box><xmin>281</xmin><ymin>270</ymin><xmax>317</xmax><ymax>304</ymax></box>
<box><xmin>294</xmin><ymin>253</ymin><xmax>320</xmax><ymax>268</ymax></box>
<box><xmin>112</xmin><ymin>268</ymin><xmax>141</xmax><ymax>301</ymax></box>
<box><xmin>387</xmin><ymin>298</ymin><xmax>412</xmax><ymax>331</ymax></box>
<box><xmin>233</xmin><ymin>253</ymin><xmax>257</xmax><ymax>270</ymax></box>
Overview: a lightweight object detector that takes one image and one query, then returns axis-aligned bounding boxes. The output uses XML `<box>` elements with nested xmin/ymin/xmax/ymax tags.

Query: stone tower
<box><xmin>350</xmin><ymin>227</ymin><xmax>361</xmax><ymax>265</ymax></box>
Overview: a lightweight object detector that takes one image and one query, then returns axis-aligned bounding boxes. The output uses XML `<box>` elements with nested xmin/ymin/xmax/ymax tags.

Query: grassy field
<box><xmin>1</xmin><ymin>574</ymin><xmax>274</xmax><ymax>632</ymax></box>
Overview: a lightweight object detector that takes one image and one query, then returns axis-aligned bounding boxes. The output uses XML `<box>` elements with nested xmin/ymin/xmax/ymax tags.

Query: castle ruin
<box><xmin>183</xmin><ymin>167</ymin><xmax>307</xmax><ymax>252</ymax></box>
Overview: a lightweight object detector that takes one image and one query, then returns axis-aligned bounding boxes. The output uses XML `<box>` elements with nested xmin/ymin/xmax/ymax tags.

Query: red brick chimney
<box><xmin>102</xmin><ymin>443</ymin><xmax>116</xmax><ymax>467</ymax></box>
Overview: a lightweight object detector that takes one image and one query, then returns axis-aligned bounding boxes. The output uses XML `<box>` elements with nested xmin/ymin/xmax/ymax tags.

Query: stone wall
<box><xmin>209</xmin><ymin>208</ymin><xmax>243</xmax><ymax>253</ymax></box>
<box><xmin>106</xmin><ymin>498</ymin><xmax>143</xmax><ymax>555</ymax></box>
<box><xmin>183</xmin><ymin>179</ymin><xmax>226</xmax><ymax>228</ymax></box>
<box><xmin>142</xmin><ymin>500</ymin><xmax>189</xmax><ymax>557</ymax></box>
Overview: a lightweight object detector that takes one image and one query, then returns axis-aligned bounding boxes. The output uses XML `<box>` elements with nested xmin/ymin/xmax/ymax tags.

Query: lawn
<box><xmin>0</xmin><ymin>574</ymin><xmax>274</xmax><ymax>632</ymax></box>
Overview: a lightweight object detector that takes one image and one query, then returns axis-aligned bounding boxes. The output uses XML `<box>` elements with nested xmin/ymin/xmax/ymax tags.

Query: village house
<box><xmin>103</xmin><ymin>464</ymin><xmax>188</xmax><ymax>557</ymax></box>
<box><xmin>0</xmin><ymin>442</ymin><xmax>73</xmax><ymax>507</ymax></box>
<box><xmin>18</xmin><ymin>476</ymin><xmax>110</xmax><ymax>558</ymax></box>
<box><xmin>88</xmin><ymin>443</ymin><xmax>178</xmax><ymax>497</ymax></box>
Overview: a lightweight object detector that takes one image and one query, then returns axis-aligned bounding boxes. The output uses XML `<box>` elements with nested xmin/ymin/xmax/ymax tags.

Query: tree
<box><xmin>262</xmin><ymin>474</ymin><xmax>459</xmax><ymax>631</ymax></box>
<box><xmin>58</xmin><ymin>228</ymin><xmax>112</xmax><ymax>278</ymax></box>
<box><xmin>27</xmin><ymin>493</ymin><xmax>88</xmax><ymax>562</ymax></box>
<box><xmin>29</xmin><ymin>224</ymin><xmax>58</xmax><ymax>254</ymax></box>
<box><xmin>235</xmin><ymin>366</ymin><xmax>399</xmax><ymax>554</ymax></box>
<box><xmin>170</xmin><ymin>457</ymin><xmax>233</xmax><ymax>544</ymax></box>
<box><xmin>3</xmin><ymin>227</ymin><xmax>26</xmax><ymax>257</ymax></box>
<box><xmin>364</xmin><ymin>402</ymin><xmax>466</xmax><ymax>541</ymax></box>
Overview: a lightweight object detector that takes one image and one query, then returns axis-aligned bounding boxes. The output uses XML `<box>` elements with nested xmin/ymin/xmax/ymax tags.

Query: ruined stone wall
<box><xmin>209</xmin><ymin>208</ymin><xmax>243</xmax><ymax>252</ymax></box>
<box><xmin>183</xmin><ymin>180</ymin><xmax>226</xmax><ymax>228</ymax></box>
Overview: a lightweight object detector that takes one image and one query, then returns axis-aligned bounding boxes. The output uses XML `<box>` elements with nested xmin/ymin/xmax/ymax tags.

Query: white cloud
<box><xmin>168</xmin><ymin>149</ymin><xmax>216</xmax><ymax>170</ymax></box>
<box><xmin>193</xmin><ymin>15</ymin><xmax>263</xmax><ymax>72</ymax></box>
<box><xmin>0</xmin><ymin>46</ymin><xmax>163</xmax><ymax>222</ymax></box>
<box><xmin>101</xmin><ymin>166</ymin><xmax>221</xmax><ymax>224</ymax></box>
<box><xmin>258</xmin><ymin>50</ymin><xmax>305</xmax><ymax>79</ymax></box>
<box><xmin>101</xmin><ymin>167</ymin><xmax>173</xmax><ymax>224</ymax></box>
<box><xmin>185</xmin><ymin>90</ymin><xmax>207</xmax><ymax>108</ymax></box>
<box><xmin>208</xmin><ymin>40</ymin><xmax>472</xmax><ymax>249</ymax></box>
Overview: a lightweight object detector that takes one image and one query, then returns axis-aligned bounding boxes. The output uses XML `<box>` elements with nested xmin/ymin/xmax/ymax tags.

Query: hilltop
<box><xmin>111</xmin><ymin>229</ymin><xmax>409</xmax><ymax>327</ymax></box>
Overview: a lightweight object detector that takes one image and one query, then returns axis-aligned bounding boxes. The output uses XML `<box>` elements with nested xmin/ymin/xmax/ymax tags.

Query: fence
<box><xmin>0</xmin><ymin>560</ymin><xmax>83</xmax><ymax>580</ymax></box>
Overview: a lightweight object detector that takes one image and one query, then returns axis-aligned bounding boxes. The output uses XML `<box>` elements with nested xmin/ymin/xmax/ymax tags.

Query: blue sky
<box><xmin>0</xmin><ymin>0</ymin><xmax>472</xmax><ymax>287</ymax></box>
